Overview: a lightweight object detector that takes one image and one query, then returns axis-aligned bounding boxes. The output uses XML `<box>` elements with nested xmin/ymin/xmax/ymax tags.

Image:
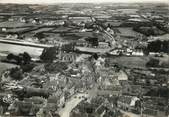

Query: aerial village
<box><xmin>0</xmin><ymin>3</ymin><xmax>169</xmax><ymax>117</ymax></box>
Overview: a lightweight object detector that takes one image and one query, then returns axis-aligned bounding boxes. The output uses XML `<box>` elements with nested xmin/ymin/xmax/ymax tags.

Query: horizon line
<box><xmin>0</xmin><ymin>0</ymin><xmax>168</xmax><ymax>5</ymax></box>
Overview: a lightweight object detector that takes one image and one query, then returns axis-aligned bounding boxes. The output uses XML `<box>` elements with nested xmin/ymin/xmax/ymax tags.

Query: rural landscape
<box><xmin>0</xmin><ymin>1</ymin><xmax>169</xmax><ymax>117</ymax></box>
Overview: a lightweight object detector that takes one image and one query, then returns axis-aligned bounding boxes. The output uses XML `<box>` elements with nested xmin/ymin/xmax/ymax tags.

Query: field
<box><xmin>62</xmin><ymin>34</ymin><xmax>81</xmax><ymax>40</ymax></box>
<box><xmin>0</xmin><ymin>21</ymin><xmax>33</xmax><ymax>28</ymax></box>
<box><xmin>108</xmin><ymin>56</ymin><xmax>150</xmax><ymax>69</ymax></box>
<box><xmin>31</xmin><ymin>27</ymin><xmax>54</xmax><ymax>34</ymax></box>
<box><xmin>6</xmin><ymin>27</ymin><xmax>29</xmax><ymax>33</ymax></box>
<box><xmin>154</xmin><ymin>34</ymin><xmax>169</xmax><ymax>41</ymax></box>
<box><xmin>75</xmin><ymin>32</ymin><xmax>94</xmax><ymax>38</ymax></box>
<box><xmin>117</xmin><ymin>27</ymin><xmax>141</xmax><ymax>37</ymax></box>
<box><xmin>52</xmin><ymin>26</ymin><xmax>73</xmax><ymax>32</ymax></box>
<box><xmin>0</xmin><ymin>62</ymin><xmax>16</xmax><ymax>76</ymax></box>
<box><xmin>0</xmin><ymin>54</ymin><xmax>17</xmax><ymax>76</ymax></box>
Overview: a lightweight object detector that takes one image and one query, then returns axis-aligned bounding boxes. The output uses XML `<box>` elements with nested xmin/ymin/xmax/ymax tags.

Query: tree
<box><xmin>145</xmin><ymin>87</ymin><xmax>169</xmax><ymax>98</ymax></box>
<box><xmin>6</xmin><ymin>52</ymin><xmax>31</xmax><ymax>65</ymax></box>
<box><xmin>85</xmin><ymin>22</ymin><xmax>94</xmax><ymax>29</ymax></box>
<box><xmin>6</xmin><ymin>53</ymin><xmax>21</xmax><ymax>64</ymax></box>
<box><xmin>135</xmin><ymin>100</ymin><xmax>141</xmax><ymax>114</ymax></box>
<box><xmin>40</xmin><ymin>47</ymin><xmax>58</xmax><ymax>62</ymax></box>
<box><xmin>0</xmin><ymin>106</ymin><xmax>3</xmax><ymax>115</ymax></box>
<box><xmin>85</xmin><ymin>37</ymin><xmax>98</xmax><ymax>47</ymax></box>
<box><xmin>7</xmin><ymin>53</ymin><xmax>15</xmax><ymax>60</ymax></box>
<box><xmin>34</xmin><ymin>33</ymin><xmax>46</xmax><ymax>40</ymax></box>
<box><xmin>9</xmin><ymin>67</ymin><xmax>23</xmax><ymax>80</ymax></box>
<box><xmin>21</xmin><ymin>63</ymin><xmax>35</xmax><ymax>72</ymax></box>
<box><xmin>61</xmin><ymin>43</ymin><xmax>75</xmax><ymax>52</ymax></box>
<box><xmin>92</xmin><ymin>53</ymin><xmax>98</xmax><ymax>60</ymax></box>
<box><xmin>22</xmin><ymin>52</ymin><xmax>31</xmax><ymax>64</ymax></box>
<box><xmin>146</xmin><ymin>58</ymin><xmax>159</xmax><ymax>67</ymax></box>
<box><xmin>44</xmin><ymin>62</ymin><xmax>68</xmax><ymax>73</ymax></box>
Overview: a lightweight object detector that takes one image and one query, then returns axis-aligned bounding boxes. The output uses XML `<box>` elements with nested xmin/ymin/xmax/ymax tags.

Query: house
<box><xmin>31</xmin><ymin>18</ymin><xmax>41</xmax><ymax>24</ymax></box>
<box><xmin>98</xmin><ymin>42</ymin><xmax>109</xmax><ymax>48</ymax></box>
<box><xmin>97</xmin><ymin>68</ymin><xmax>122</xmax><ymax>96</ymax></box>
<box><xmin>48</xmin><ymin>92</ymin><xmax>65</xmax><ymax>108</ymax></box>
<box><xmin>94</xmin><ymin>15</ymin><xmax>112</xmax><ymax>20</ymax></box>
<box><xmin>2</xmin><ymin>27</ymin><xmax>7</xmax><ymax>32</ymax></box>
<box><xmin>8</xmin><ymin>18</ymin><xmax>14</xmax><ymax>22</ymax></box>
<box><xmin>65</xmin><ymin>85</ymin><xmax>75</xmax><ymax>98</ymax></box>
<box><xmin>76</xmin><ymin>38</ymin><xmax>88</xmax><ymax>47</ymax></box>
<box><xmin>68</xmin><ymin>16</ymin><xmax>92</xmax><ymax>25</ymax></box>
<box><xmin>8</xmin><ymin>100</ymin><xmax>42</xmax><ymax>116</ymax></box>
<box><xmin>108</xmin><ymin>48</ymin><xmax>124</xmax><ymax>56</ymax></box>
<box><xmin>121</xmin><ymin>83</ymin><xmax>142</xmax><ymax>96</ymax></box>
<box><xmin>117</xmin><ymin>70</ymin><xmax>128</xmax><ymax>81</ymax></box>
<box><xmin>132</xmin><ymin>50</ymin><xmax>144</xmax><ymax>56</ymax></box>
<box><xmin>129</xmin><ymin>15</ymin><xmax>141</xmax><ymax>18</ymax></box>
<box><xmin>43</xmin><ymin>20</ymin><xmax>65</xmax><ymax>26</ymax></box>
<box><xmin>132</xmin><ymin>43</ymin><xmax>147</xmax><ymax>56</ymax></box>
<box><xmin>19</xmin><ymin>17</ymin><xmax>27</xmax><ymax>23</ymax></box>
<box><xmin>58</xmin><ymin>94</ymin><xmax>65</xmax><ymax>107</ymax></box>
<box><xmin>59</xmin><ymin>52</ymin><xmax>77</xmax><ymax>63</ymax></box>
<box><xmin>6</xmin><ymin>34</ymin><xmax>18</xmax><ymax>39</ymax></box>
<box><xmin>117</xmin><ymin>96</ymin><xmax>140</xmax><ymax>112</ymax></box>
<box><xmin>142</xmin><ymin>97</ymin><xmax>168</xmax><ymax>117</ymax></box>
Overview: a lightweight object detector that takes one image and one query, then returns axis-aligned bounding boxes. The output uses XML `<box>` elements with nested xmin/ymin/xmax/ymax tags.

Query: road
<box><xmin>59</xmin><ymin>93</ymin><xmax>88</xmax><ymax>117</ymax></box>
<box><xmin>75</xmin><ymin>46</ymin><xmax>111</xmax><ymax>54</ymax></box>
<box><xmin>59</xmin><ymin>50</ymin><xmax>98</xmax><ymax>117</ymax></box>
<box><xmin>0</xmin><ymin>38</ymin><xmax>53</xmax><ymax>48</ymax></box>
<box><xmin>120</xmin><ymin>110</ymin><xmax>140</xmax><ymax>117</ymax></box>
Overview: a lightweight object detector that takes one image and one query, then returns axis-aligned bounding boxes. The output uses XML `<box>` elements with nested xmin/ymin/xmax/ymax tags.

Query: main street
<box><xmin>59</xmin><ymin>93</ymin><xmax>88</xmax><ymax>117</ymax></box>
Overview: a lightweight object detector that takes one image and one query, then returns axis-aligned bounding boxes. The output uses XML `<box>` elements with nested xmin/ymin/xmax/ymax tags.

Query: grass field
<box><xmin>0</xmin><ymin>21</ymin><xmax>33</xmax><ymax>28</ymax></box>
<box><xmin>108</xmin><ymin>56</ymin><xmax>150</xmax><ymax>69</ymax></box>
<box><xmin>117</xmin><ymin>27</ymin><xmax>141</xmax><ymax>37</ymax></box>
<box><xmin>31</xmin><ymin>27</ymin><xmax>54</xmax><ymax>34</ymax></box>
<box><xmin>0</xmin><ymin>62</ymin><xmax>16</xmax><ymax>76</ymax></box>
<box><xmin>6</xmin><ymin>27</ymin><xmax>29</xmax><ymax>33</ymax></box>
